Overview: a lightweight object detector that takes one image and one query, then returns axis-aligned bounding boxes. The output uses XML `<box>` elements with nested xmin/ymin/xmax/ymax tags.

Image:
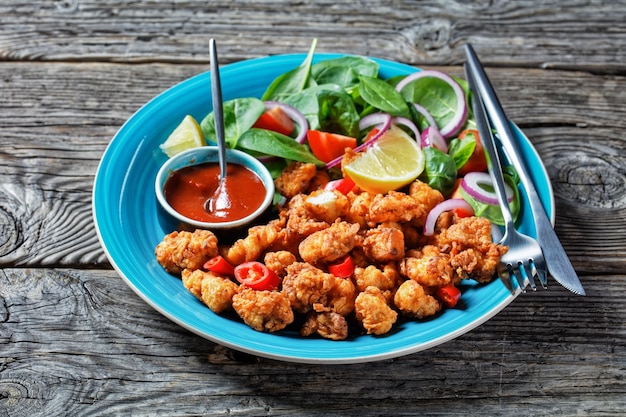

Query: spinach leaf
<box><xmin>448</xmin><ymin>135</ymin><xmax>476</xmax><ymax>170</ymax></box>
<box><xmin>237</xmin><ymin>128</ymin><xmax>323</xmax><ymax>166</ymax></box>
<box><xmin>419</xmin><ymin>146</ymin><xmax>457</xmax><ymax>196</ymax></box>
<box><xmin>399</xmin><ymin>76</ymin><xmax>460</xmax><ymax>133</ymax></box>
<box><xmin>358</xmin><ymin>75</ymin><xmax>410</xmax><ymax>117</ymax></box>
<box><xmin>261</xmin><ymin>39</ymin><xmax>318</xmax><ymax>101</ymax></box>
<box><xmin>200</xmin><ymin>97</ymin><xmax>265</xmax><ymax>148</ymax></box>
<box><xmin>284</xmin><ymin>85</ymin><xmax>360</xmax><ymax>137</ymax></box>
<box><xmin>311</xmin><ymin>56</ymin><xmax>379</xmax><ymax>90</ymax></box>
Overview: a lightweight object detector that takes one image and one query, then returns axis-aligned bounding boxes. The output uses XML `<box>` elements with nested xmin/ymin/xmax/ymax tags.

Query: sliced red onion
<box><xmin>423</xmin><ymin>199</ymin><xmax>474</xmax><ymax>236</ymax></box>
<box><xmin>412</xmin><ymin>103</ymin><xmax>437</xmax><ymax>129</ymax></box>
<box><xmin>263</xmin><ymin>101</ymin><xmax>308</xmax><ymax>144</ymax></box>
<box><xmin>421</xmin><ymin>126</ymin><xmax>448</xmax><ymax>153</ymax></box>
<box><xmin>391</xmin><ymin>116</ymin><xmax>420</xmax><ymax>140</ymax></box>
<box><xmin>461</xmin><ymin>172</ymin><xmax>514</xmax><ymax>206</ymax></box>
<box><xmin>325</xmin><ymin>113</ymin><xmax>392</xmax><ymax>169</ymax></box>
<box><xmin>396</xmin><ymin>70</ymin><xmax>468</xmax><ymax>139</ymax></box>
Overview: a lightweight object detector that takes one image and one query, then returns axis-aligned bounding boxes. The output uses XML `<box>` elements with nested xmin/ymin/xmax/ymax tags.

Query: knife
<box><xmin>464</xmin><ymin>43</ymin><xmax>585</xmax><ymax>295</ymax></box>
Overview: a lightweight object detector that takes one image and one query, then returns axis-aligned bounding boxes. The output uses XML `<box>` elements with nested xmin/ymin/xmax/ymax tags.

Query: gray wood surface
<box><xmin>1</xmin><ymin>1</ymin><xmax>625</xmax><ymax>416</ymax></box>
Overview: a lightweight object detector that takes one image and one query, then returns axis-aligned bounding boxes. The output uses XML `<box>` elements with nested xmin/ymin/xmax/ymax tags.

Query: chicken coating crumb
<box><xmin>369</xmin><ymin>190</ymin><xmax>421</xmax><ymax>224</ymax></box>
<box><xmin>200</xmin><ymin>272</ymin><xmax>239</xmax><ymax>313</ymax></box>
<box><xmin>300</xmin><ymin>309</ymin><xmax>349</xmax><ymax>340</ymax></box>
<box><xmin>298</xmin><ymin>219</ymin><xmax>360</xmax><ymax>265</ymax></box>
<box><xmin>155</xmin><ymin>230</ymin><xmax>218</xmax><ymax>275</ymax></box>
<box><xmin>394</xmin><ymin>279</ymin><xmax>441</xmax><ymax>319</ymax></box>
<box><xmin>232</xmin><ymin>288</ymin><xmax>294</xmax><ymax>333</ymax></box>
<box><xmin>224</xmin><ymin>220</ymin><xmax>283</xmax><ymax>265</ymax></box>
<box><xmin>303</xmin><ymin>189</ymin><xmax>349</xmax><ymax>224</ymax></box>
<box><xmin>399</xmin><ymin>246</ymin><xmax>453</xmax><ymax>288</ymax></box>
<box><xmin>181</xmin><ymin>268</ymin><xmax>205</xmax><ymax>299</ymax></box>
<box><xmin>264</xmin><ymin>250</ymin><xmax>297</xmax><ymax>278</ymax></box>
<box><xmin>353</xmin><ymin>263</ymin><xmax>400</xmax><ymax>296</ymax></box>
<box><xmin>436</xmin><ymin>216</ymin><xmax>508</xmax><ymax>283</ymax></box>
<box><xmin>362</xmin><ymin>222</ymin><xmax>405</xmax><ymax>263</ymax></box>
<box><xmin>275</xmin><ymin>161</ymin><xmax>317</xmax><ymax>199</ymax></box>
<box><xmin>355</xmin><ymin>287</ymin><xmax>398</xmax><ymax>335</ymax></box>
<box><xmin>282</xmin><ymin>262</ymin><xmax>356</xmax><ymax>316</ymax></box>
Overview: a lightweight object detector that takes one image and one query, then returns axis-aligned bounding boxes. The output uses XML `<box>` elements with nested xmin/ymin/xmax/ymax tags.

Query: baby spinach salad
<box><xmin>198</xmin><ymin>39</ymin><xmax>521</xmax><ymax>226</ymax></box>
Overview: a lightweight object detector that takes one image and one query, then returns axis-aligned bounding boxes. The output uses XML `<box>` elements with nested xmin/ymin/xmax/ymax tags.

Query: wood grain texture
<box><xmin>1</xmin><ymin>268</ymin><xmax>624</xmax><ymax>416</ymax></box>
<box><xmin>0</xmin><ymin>0</ymin><xmax>625</xmax><ymax>73</ymax></box>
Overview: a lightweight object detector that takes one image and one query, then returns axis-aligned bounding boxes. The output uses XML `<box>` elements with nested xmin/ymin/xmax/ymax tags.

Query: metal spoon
<box><xmin>206</xmin><ymin>38</ymin><xmax>230</xmax><ymax>214</ymax></box>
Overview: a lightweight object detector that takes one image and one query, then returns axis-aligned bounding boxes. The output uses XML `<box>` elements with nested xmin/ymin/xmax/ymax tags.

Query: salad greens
<box><xmin>196</xmin><ymin>39</ymin><xmax>521</xmax><ymax>225</ymax></box>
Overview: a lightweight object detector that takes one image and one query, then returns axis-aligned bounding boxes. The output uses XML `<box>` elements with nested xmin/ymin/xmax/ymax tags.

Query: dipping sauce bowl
<box><xmin>155</xmin><ymin>146</ymin><xmax>275</xmax><ymax>230</ymax></box>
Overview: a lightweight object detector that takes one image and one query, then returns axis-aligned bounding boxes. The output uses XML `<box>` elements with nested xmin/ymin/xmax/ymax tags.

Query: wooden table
<box><xmin>2</xmin><ymin>1</ymin><xmax>625</xmax><ymax>415</ymax></box>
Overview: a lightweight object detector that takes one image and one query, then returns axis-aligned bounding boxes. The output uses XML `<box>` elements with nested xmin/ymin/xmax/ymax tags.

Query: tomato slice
<box><xmin>327</xmin><ymin>255</ymin><xmax>354</xmax><ymax>278</ymax></box>
<box><xmin>435</xmin><ymin>284</ymin><xmax>462</xmax><ymax>308</ymax></box>
<box><xmin>234</xmin><ymin>261</ymin><xmax>281</xmax><ymax>291</ymax></box>
<box><xmin>457</xmin><ymin>129</ymin><xmax>488</xmax><ymax>176</ymax></box>
<box><xmin>324</xmin><ymin>177</ymin><xmax>356</xmax><ymax>195</ymax></box>
<box><xmin>307</xmin><ymin>130</ymin><xmax>357</xmax><ymax>163</ymax></box>
<box><xmin>253</xmin><ymin>105</ymin><xmax>294</xmax><ymax>136</ymax></box>
<box><xmin>203</xmin><ymin>255</ymin><xmax>235</xmax><ymax>276</ymax></box>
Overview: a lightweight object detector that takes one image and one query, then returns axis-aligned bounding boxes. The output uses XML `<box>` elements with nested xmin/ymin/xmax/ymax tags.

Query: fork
<box><xmin>464</xmin><ymin>64</ymin><xmax>547</xmax><ymax>294</ymax></box>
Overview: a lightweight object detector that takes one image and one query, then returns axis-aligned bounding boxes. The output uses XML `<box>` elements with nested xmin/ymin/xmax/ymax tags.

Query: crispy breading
<box><xmin>399</xmin><ymin>246</ymin><xmax>453</xmax><ymax>288</ymax></box>
<box><xmin>232</xmin><ymin>288</ymin><xmax>294</xmax><ymax>333</ymax></box>
<box><xmin>274</xmin><ymin>161</ymin><xmax>317</xmax><ymax>199</ymax></box>
<box><xmin>300</xmin><ymin>309</ymin><xmax>349</xmax><ymax>340</ymax></box>
<box><xmin>264</xmin><ymin>250</ymin><xmax>297</xmax><ymax>278</ymax></box>
<box><xmin>355</xmin><ymin>286</ymin><xmax>398</xmax><ymax>335</ymax></box>
<box><xmin>155</xmin><ymin>229</ymin><xmax>218</xmax><ymax>275</ymax></box>
<box><xmin>362</xmin><ymin>221</ymin><xmax>405</xmax><ymax>263</ymax></box>
<box><xmin>394</xmin><ymin>279</ymin><xmax>441</xmax><ymax>319</ymax></box>
<box><xmin>298</xmin><ymin>220</ymin><xmax>360</xmax><ymax>265</ymax></box>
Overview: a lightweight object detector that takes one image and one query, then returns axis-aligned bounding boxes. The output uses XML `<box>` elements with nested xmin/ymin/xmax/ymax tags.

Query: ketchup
<box><xmin>163</xmin><ymin>162</ymin><xmax>266</xmax><ymax>223</ymax></box>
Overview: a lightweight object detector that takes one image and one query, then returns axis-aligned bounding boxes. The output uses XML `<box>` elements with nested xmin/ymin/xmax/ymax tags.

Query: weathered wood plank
<box><xmin>0</xmin><ymin>0</ymin><xmax>625</xmax><ymax>73</ymax></box>
<box><xmin>1</xmin><ymin>62</ymin><xmax>625</xmax><ymax>271</ymax></box>
<box><xmin>0</xmin><ymin>268</ymin><xmax>624</xmax><ymax>416</ymax></box>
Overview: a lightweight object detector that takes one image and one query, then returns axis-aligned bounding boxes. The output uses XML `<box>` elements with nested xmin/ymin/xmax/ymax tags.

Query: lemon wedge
<box><xmin>343</xmin><ymin>125</ymin><xmax>424</xmax><ymax>194</ymax></box>
<box><xmin>159</xmin><ymin>115</ymin><xmax>206</xmax><ymax>157</ymax></box>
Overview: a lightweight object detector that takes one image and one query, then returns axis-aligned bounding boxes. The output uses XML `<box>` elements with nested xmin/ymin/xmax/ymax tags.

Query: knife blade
<box><xmin>464</xmin><ymin>43</ymin><xmax>585</xmax><ymax>295</ymax></box>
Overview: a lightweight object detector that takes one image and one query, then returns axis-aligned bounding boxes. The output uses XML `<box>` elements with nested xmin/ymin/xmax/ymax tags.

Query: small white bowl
<box><xmin>155</xmin><ymin>146</ymin><xmax>275</xmax><ymax>230</ymax></box>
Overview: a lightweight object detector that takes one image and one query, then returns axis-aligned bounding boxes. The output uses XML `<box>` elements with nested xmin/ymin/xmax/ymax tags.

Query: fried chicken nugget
<box><xmin>408</xmin><ymin>179</ymin><xmax>444</xmax><ymax>227</ymax></box>
<box><xmin>181</xmin><ymin>269</ymin><xmax>238</xmax><ymax>313</ymax></box>
<box><xmin>232</xmin><ymin>288</ymin><xmax>294</xmax><ymax>333</ymax></box>
<box><xmin>282</xmin><ymin>262</ymin><xmax>356</xmax><ymax>315</ymax></box>
<box><xmin>275</xmin><ymin>161</ymin><xmax>317</xmax><ymax>199</ymax></box>
<box><xmin>437</xmin><ymin>216</ymin><xmax>508</xmax><ymax>283</ymax></box>
<box><xmin>264</xmin><ymin>250</ymin><xmax>297</xmax><ymax>278</ymax></box>
<box><xmin>362</xmin><ymin>222</ymin><xmax>405</xmax><ymax>263</ymax></box>
<box><xmin>300</xmin><ymin>308</ymin><xmax>349</xmax><ymax>341</ymax></box>
<box><xmin>399</xmin><ymin>246</ymin><xmax>453</xmax><ymax>287</ymax></box>
<box><xmin>225</xmin><ymin>220</ymin><xmax>283</xmax><ymax>265</ymax></box>
<box><xmin>156</xmin><ymin>229</ymin><xmax>219</xmax><ymax>275</ymax></box>
<box><xmin>304</xmin><ymin>189</ymin><xmax>349</xmax><ymax>224</ymax></box>
<box><xmin>394</xmin><ymin>279</ymin><xmax>441</xmax><ymax>319</ymax></box>
<box><xmin>353</xmin><ymin>263</ymin><xmax>400</xmax><ymax>295</ymax></box>
<box><xmin>298</xmin><ymin>219</ymin><xmax>360</xmax><ymax>265</ymax></box>
<box><xmin>369</xmin><ymin>190</ymin><xmax>421</xmax><ymax>224</ymax></box>
<box><xmin>355</xmin><ymin>286</ymin><xmax>398</xmax><ymax>335</ymax></box>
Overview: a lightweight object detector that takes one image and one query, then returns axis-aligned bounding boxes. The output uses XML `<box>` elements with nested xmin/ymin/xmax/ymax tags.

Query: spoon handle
<box><xmin>210</xmin><ymin>38</ymin><xmax>227</xmax><ymax>180</ymax></box>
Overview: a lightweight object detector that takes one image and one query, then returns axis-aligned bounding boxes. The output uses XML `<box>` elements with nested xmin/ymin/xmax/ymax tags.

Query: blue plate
<box><xmin>93</xmin><ymin>53</ymin><xmax>554</xmax><ymax>364</ymax></box>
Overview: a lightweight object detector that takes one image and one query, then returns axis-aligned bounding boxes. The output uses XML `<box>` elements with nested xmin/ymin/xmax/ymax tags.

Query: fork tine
<box><xmin>497</xmin><ymin>266</ymin><xmax>516</xmax><ymax>295</ymax></box>
<box><xmin>534</xmin><ymin>261</ymin><xmax>548</xmax><ymax>289</ymax></box>
<box><xmin>522</xmin><ymin>262</ymin><xmax>537</xmax><ymax>291</ymax></box>
<box><xmin>508</xmin><ymin>264</ymin><xmax>526</xmax><ymax>293</ymax></box>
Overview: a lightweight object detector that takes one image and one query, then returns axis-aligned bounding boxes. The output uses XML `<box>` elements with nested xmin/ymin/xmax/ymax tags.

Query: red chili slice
<box><xmin>435</xmin><ymin>284</ymin><xmax>462</xmax><ymax>308</ymax></box>
<box><xmin>328</xmin><ymin>255</ymin><xmax>355</xmax><ymax>278</ymax></box>
<box><xmin>234</xmin><ymin>261</ymin><xmax>281</xmax><ymax>291</ymax></box>
<box><xmin>203</xmin><ymin>255</ymin><xmax>235</xmax><ymax>276</ymax></box>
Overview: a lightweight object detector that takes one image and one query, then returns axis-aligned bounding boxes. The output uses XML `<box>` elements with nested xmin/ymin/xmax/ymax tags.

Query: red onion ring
<box><xmin>391</xmin><ymin>116</ymin><xmax>420</xmax><ymax>140</ymax></box>
<box><xmin>412</xmin><ymin>103</ymin><xmax>438</xmax><ymax>129</ymax></box>
<box><xmin>396</xmin><ymin>70</ymin><xmax>468</xmax><ymax>139</ymax></box>
<box><xmin>420</xmin><ymin>126</ymin><xmax>448</xmax><ymax>153</ymax></box>
<box><xmin>423</xmin><ymin>199</ymin><xmax>474</xmax><ymax>236</ymax></box>
<box><xmin>461</xmin><ymin>172</ymin><xmax>514</xmax><ymax>205</ymax></box>
<box><xmin>325</xmin><ymin>113</ymin><xmax>392</xmax><ymax>169</ymax></box>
